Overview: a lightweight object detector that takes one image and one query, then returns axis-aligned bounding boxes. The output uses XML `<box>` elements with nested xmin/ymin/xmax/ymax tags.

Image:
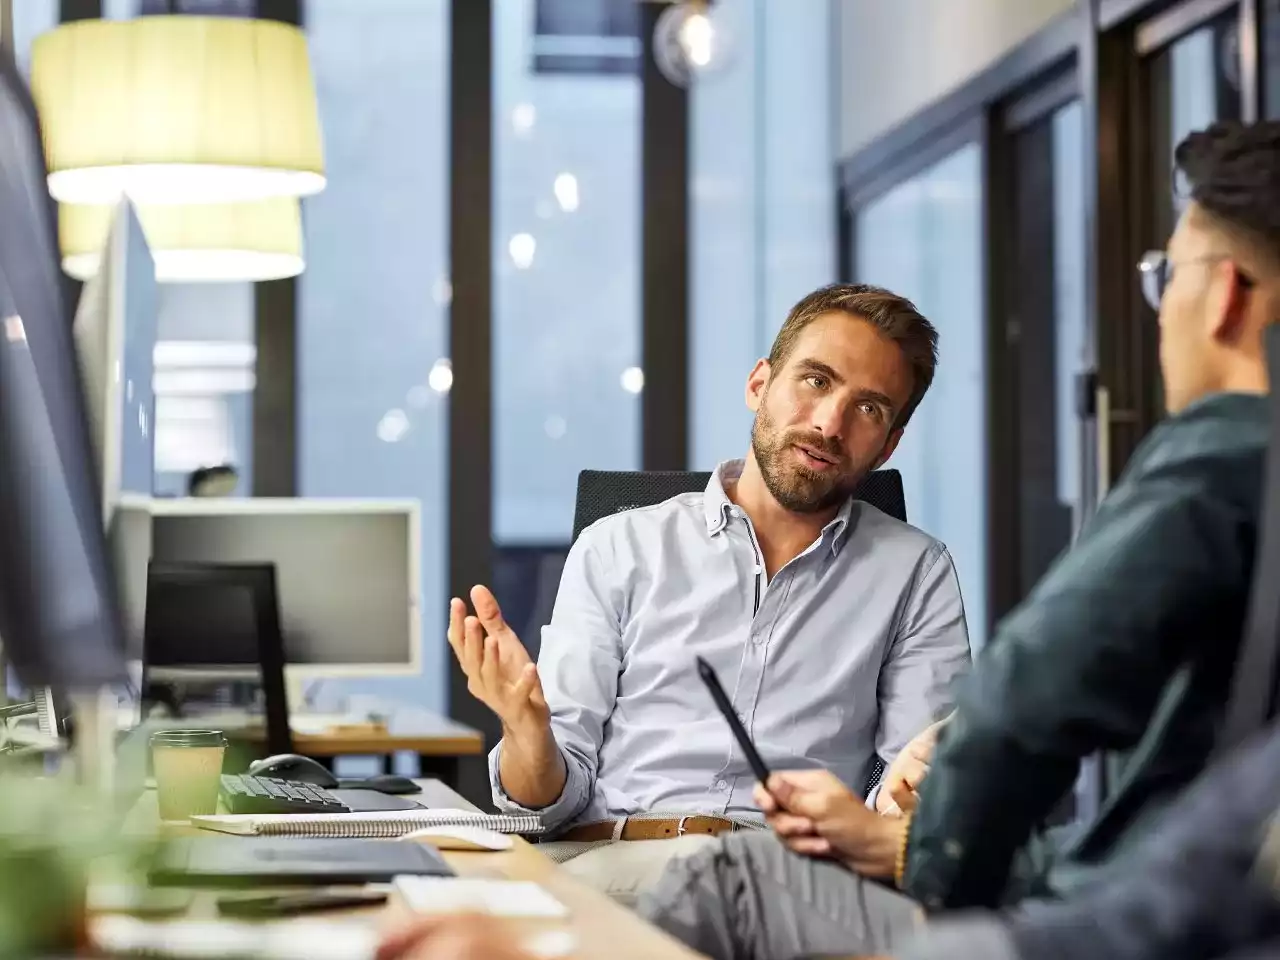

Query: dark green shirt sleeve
<box><xmin>903</xmin><ymin>454</ymin><xmax>1254</xmax><ymax>909</ymax></box>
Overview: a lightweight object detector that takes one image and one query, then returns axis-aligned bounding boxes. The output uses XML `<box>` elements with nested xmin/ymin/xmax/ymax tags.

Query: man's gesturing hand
<box><xmin>447</xmin><ymin>585</ymin><xmax>548</xmax><ymax>734</ymax></box>
<box><xmin>754</xmin><ymin>770</ymin><xmax>905</xmax><ymax>880</ymax></box>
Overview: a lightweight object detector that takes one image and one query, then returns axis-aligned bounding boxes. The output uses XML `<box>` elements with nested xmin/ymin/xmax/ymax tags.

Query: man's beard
<box><xmin>750</xmin><ymin>403</ymin><xmax>867</xmax><ymax>514</ymax></box>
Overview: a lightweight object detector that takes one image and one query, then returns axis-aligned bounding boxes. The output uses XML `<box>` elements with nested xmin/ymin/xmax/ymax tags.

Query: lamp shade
<box><xmin>60</xmin><ymin>197</ymin><xmax>304</xmax><ymax>282</ymax></box>
<box><xmin>31</xmin><ymin>16</ymin><xmax>325</xmax><ymax>205</ymax></box>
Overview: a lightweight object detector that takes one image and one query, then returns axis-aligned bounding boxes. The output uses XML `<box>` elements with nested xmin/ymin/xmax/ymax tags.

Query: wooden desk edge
<box><xmin>232</xmin><ymin>722</ymin><xmax>486</xmax><ymax>756</ymax></box>
<box><xmin>286</xmin><ymin>733</ymin><xmax>484</xmax><ymax>756</ymax></box>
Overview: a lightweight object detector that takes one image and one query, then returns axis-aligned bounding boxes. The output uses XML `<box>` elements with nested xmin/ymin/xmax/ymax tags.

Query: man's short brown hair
<box><xmin>767</xmin><ymin>283</ymin><xmax>938</xmax><ymax>428</ymax></box>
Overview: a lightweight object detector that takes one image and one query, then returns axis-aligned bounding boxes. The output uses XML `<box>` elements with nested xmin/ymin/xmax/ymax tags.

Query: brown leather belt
<box><xmin>558</xmin><ymin>815</ymin><xmax>739</xmax><ymax>843</ymax></box>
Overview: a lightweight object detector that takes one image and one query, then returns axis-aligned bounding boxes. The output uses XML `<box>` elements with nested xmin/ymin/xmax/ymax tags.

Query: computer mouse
<box><xmin>247</xmin><ymin>754</ymin><xmax>340</xmax><ymax>788</ymax></box>
<box><xmin>337</xmin><ymin>773</ymin><xmax>423</xmax><ymax>795</ymax></box>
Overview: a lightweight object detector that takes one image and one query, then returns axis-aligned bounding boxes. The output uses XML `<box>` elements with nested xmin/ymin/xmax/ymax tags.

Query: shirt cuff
<box><xmin>487</xmin><ymin>738</ymin><xmax>588</xmax><ymax>833</ymax></box>
<box><xmin>897</xmin><ymin>916</ymin><xmax>1021</xmax><ymax>960</ymax></box>
<box><xmin>866</xmin><ymin>778</ymin><xmax>887</xmax><ymax>810</ymax></box>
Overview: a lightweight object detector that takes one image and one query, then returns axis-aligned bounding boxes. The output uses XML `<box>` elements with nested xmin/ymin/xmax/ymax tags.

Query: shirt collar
<box><xmin>703</xmin><ymin>460</ymin><xmax>741</xmax><ymax>534</ymax></box>
<box><xmin>704</xmin><ymin>458</ymin><xmax>857</xmax><ymax>556</ymax></box>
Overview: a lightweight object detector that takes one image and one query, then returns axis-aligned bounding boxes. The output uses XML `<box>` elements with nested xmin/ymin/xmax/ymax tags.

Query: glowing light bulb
<box><xmin>653</xmin><ymin>1</ymin><xmax>732</xmax><ymax>87</ymax></box>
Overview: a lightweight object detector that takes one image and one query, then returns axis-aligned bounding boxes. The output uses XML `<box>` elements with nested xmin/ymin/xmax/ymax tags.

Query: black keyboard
<box><xmin>219</xmin><ymin>773</ymin><xmax>352</xmax><ymax>815</ymax></box>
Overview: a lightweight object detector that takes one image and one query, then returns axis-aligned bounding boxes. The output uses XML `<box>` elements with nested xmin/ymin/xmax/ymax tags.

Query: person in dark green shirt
<box><xmin>638</xmin><ymin>119</ymin><xmax>1280</xmax><ymax>960</ymax></box>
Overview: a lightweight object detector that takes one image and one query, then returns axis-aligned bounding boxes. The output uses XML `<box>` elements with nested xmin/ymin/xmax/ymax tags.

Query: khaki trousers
<box><xmin>536</xmin><ymin>834</ymin><xmax>722</xmax><ymax>909</ymax></box>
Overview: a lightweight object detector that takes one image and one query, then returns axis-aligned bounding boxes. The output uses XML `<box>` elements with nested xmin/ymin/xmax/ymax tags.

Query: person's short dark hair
<box><xmin>187</xmin><ymin>464</ymin><xmax>239</xmax><ymax>497</ymax></box>
<box><xmin>767</xmin><ymin>283</ymin><xmax>938</xmax><ymax>428</ymax></box>
<box><xmin>1176</xmin><ymin>120</ymin><xmax>1280</xmax><ymax>265</ymax></box>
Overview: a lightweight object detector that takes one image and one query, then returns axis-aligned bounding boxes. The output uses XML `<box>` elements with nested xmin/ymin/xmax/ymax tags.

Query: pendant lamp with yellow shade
<box><xmin>30</xmin><ymin>15</ymin><xmax>325</xmax><ymax>205</ymax></box>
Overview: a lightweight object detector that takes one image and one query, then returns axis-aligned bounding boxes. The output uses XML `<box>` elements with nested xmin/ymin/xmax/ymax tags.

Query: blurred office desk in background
<box><xmin>154</xmin><ymin>701</ymin><xmax>485</xmax><ymax>790</ymax></box>
<box><xmin>233</xmin><ymin>706</ymin><xmax>485</xmax><ymax>788</ymax></box>
<box><xmin>116</xmin><ymin>779</ymin><xmax>701</xmax><ymax>960</ymax></box>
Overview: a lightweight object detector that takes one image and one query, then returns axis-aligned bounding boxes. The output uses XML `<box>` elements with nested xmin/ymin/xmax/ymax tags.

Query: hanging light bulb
<box><xmin>653</xmin><ymin>0</ymin><xmax>731</xmax><ymax>88</ymax></box>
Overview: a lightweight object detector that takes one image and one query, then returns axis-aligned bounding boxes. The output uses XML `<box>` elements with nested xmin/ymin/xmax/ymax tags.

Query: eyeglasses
<box><xmin>1137</xmin><ymin>250</ymin><xmax>1255</xmax><ymax>311</ymax></box>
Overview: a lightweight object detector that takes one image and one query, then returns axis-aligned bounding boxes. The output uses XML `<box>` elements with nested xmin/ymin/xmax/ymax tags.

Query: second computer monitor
<box><xmin>71</xmin><ymin>199</ymin><xmax>157</xmax><ymax>656</ymax></box>
<box><xmin>73</xmin><ymin>197</ymin><xmax>157</xmax><ymax>521</ymax></box>
<box><xmin>145</xmin><ymin>499</ymin><xmax>421</xmax><ymax>677</ymax></box>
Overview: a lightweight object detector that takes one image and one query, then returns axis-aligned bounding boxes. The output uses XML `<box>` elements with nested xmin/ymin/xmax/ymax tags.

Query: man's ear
<box><xmin>1208</xmin><ymin>261</ymin><xmax>1253</xmax><ymax>344</ymax></box>
<box><xmin>745</xmin><ymin>359</ymin><xmax>771</xmax><ymax>413</ymax></box>
<box><xmin>871</xmin><ymin>428</ymin><xmax>904</xmax><ymax>470</ymax></box>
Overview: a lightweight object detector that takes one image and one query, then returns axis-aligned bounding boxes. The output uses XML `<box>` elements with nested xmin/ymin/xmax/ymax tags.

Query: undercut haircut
<box><xmin>1176</xmin><ymin>120</ymin><xmax>1280</xmax><ymax>267</ymax></box>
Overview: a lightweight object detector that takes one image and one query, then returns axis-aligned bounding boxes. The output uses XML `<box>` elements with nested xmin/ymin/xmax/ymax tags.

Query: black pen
<box><xmin>696</xmin><ymin>655</ymin><xmax>773</xmax><ymax>784</ymax></box>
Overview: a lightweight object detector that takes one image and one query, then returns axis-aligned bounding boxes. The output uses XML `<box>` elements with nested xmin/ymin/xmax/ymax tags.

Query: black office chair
<box><xmin>571</xmin><ymin>468</ymin><xmax>907</xmax><ymax>544</ymax></box>
<box><xmin>571</xmin><ymin>468</ymin><xmax>908</xmax><ymax>797</ymax></box>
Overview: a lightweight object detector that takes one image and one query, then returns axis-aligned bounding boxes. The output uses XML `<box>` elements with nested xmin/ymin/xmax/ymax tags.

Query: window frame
<box><xmin>1090</xmin><ymin>0</ymin><xmax>1256</xmax><ymax>483</ymax></box>
<box><xmin>837</xmin><ymin>33</ymin><xmax>1079</xmax><ymax>641</ymax></box>
<box><xmin>988</xmin><ymin>63</ymin><xmax>1086</xmax><ymax>624</ymax></box>
<box><xmin>836</xmin><ymin>0</ymin><xmax>1270</xmax><ymax>634</ymax></box>
<box><xmin>840</xmin><ymin>113</ymin><xmax>993</xmax><ymax>637</ymax></box>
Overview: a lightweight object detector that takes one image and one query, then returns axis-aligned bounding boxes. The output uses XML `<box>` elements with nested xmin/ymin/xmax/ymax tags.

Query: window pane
<box><xmin>1052</xmin><ymin>101</ymin><xmax>1086</xmax><ymax>520</ymax></box>
<box><xmin>855</xmin><ymin>144</ymin><xmax>987</xmax><ymax>647</ymax></box>
<box><xmin>153</xmin><ymin>284</ymin><xmax>256</xmax><ymax>498</ymax></box>
<box><xmin>690</xmin><ymin>0</ymin><xmax>834</xmax><ymax>468</ymax></box>
<box><xmin>299</xmin><ymin>0</ymin><xmax>450</xmax><ymax>711</ymax></box>
<box><xmin>9</xmin><ymin>0</ymin><xmax>56</xmax><ymax>76</ymax></box>
<box><xmin>492</xmin><ymin>0</ymin><xmax>641</xmax><ymax>546</ymax></box>
<box><xmin>1150</xmin><ymin>13</ymin><xmax>1242</xmax><ymax>239</ymax></box>
<box><xmin>1000</xmin><ymin>99</ymin><xmax>1087</xmax><ymax>614</ymax></box>
<box><xmin>1146</xmin><ymin>11</ymin><xmax>1241</xmax><ymax>419</ymax></box>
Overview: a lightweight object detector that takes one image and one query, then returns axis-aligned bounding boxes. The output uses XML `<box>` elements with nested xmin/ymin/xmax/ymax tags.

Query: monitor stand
<box><xmin>285</xmin><ymin>673</ymin><xmax>308</xmax><ymax>717</ymax></box>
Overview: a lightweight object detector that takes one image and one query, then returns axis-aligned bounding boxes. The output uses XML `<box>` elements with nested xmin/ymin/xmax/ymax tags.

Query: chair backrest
<box><xmin>1218</xmin><ymin>324</ymin><xmax>1280</xmax><ymax>753</ymax></box>
<box><xmin>571</xmin><ymin>468</ymin><xmax>907</xmax><ymax>544</ymax></box>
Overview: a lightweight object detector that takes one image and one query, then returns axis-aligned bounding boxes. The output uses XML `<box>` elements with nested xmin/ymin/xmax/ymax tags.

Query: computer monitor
<box><xmin>145</xmin><ymin>561</ymin><xmax>275</xmax><ymax>673</ymax></box>
<box><xmin>73</xmin><ymin>198</ymin><xmax>157</xmax><ymax>522</ymax></box>
<box><xmin>142</xmin><ymin>560</ymin><xmax>292</xmax><ymax>756</ymax></box>
<box><xmin>143</xmin><ymin>499</ymin><xmax>421</xmax><ymax>679</ymax></box>
<box><xmin>0</xmin><ymin>54</ymin><xmax>127</xmax><ymax>693</ymax></box>
<box><xmin>71</xmin><ymin>200</ymin><xmax>157</xmax><ymax>659</ymax></box>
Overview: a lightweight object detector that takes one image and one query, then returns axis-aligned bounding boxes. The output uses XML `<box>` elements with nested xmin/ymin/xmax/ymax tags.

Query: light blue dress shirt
<box><xmin>490</xmin><ymin>460</ymin><xmax>971</xmax><ymax>833</ymax></box>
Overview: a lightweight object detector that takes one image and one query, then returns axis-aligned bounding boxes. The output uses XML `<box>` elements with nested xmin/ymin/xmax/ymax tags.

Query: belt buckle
<box><xmin>676</xmin><ymin>815</ymin><xmax>691</xmax><ymax>837</ymax></box>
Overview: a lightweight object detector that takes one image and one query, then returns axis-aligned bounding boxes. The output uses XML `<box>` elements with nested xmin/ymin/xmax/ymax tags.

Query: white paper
<box><xmin>92</xmin><ymin>916</ymin><xmax>379</xmax><ymax>960</ymax></box>
<box><xmin>393</xmin><ymin>876</ymin><xmax>569</xmax><ymax>918</ymax></box>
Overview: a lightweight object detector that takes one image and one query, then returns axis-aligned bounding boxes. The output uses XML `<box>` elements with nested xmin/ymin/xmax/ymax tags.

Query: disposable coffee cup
<box><xmin>150</xmin><ymin>729</ymin><xmax>227</xmax><ymax>821</ymax></box>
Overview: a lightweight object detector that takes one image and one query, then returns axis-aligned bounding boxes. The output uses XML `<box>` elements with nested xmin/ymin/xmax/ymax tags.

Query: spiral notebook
<box><xmin>190</xmin><ymin>808</ymin><xmax>543</xmax><ymax>839</ymax></box>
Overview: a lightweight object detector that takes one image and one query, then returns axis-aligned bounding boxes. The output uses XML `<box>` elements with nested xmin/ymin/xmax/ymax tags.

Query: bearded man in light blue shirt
<box><xmin>446</xmin><ymin>282</ymin><xmax>971</xmax><ymax>904</ymax></box>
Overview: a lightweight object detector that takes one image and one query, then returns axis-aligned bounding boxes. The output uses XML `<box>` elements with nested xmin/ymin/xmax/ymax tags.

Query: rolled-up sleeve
<box><xmin>488</xmin><ymin>528</ymin><xmax>624</xmax><ymax>833</ymax></box>
<box><xmin>874</xmin><ymin>546</ymin><xmax>971</xmax><ymax>774</ymax></box>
